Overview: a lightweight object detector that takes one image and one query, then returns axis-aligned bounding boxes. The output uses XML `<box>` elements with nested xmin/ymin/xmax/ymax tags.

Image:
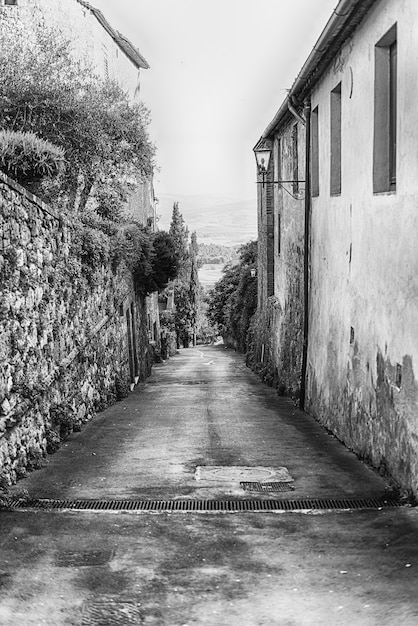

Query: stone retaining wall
<box><xmin>0</xmin><ymin>173</ymin><xmax>151</xmax><ymax>484</ymax></box>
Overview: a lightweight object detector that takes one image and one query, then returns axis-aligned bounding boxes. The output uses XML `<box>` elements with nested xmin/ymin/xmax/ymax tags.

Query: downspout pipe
<box><xmin>300</xmin><ymin>99</ymin><xmax>311</xmax><ymax>412</ymax></box>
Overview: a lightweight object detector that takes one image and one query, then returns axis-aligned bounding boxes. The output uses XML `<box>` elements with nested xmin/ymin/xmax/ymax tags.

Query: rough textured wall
<box><xmin>272</xmin><ymin>123</ymin><xmax>305</xmax><ymax>398</ymax></box>
<box><xmin>0</xmin><ymin>0</ymin><xmax>142</xmax><ymax>101</ymax></box>
<box><xmin>306</xmin><ymin>0</ymin><xmax>418</xmax><ymax>496</ymax></box>
<box><xmin>251</xmin><ymin>121</ymin><xmax>304</xmax><ymax>399</ymax></box>
<box><xmin>126</xmin><ymin>177</ymin><xmax>156</xmax><ymax>228</ymax></box>
<box><xmin>256</xmin><ymin>173</ymin><xmax>267</xmax><ymax>312</ymax></box>
<box><xmin>0</xmin><ymin>174</ymin><xmax>151</xmax><ymax>484</ymax></box>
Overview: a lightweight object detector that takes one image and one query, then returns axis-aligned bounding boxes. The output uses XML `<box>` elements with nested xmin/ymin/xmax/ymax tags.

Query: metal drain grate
<box><xmin>4</xmin><ymin>496</ymin><xmax>400</xmax><ymax>512</ymax></box>
<box><xmin>240</xmin><ymin>481</ymin><xmax>295</xmax><ymax>492</ymax></box>
<box><xmin>81</xmin><ymin>598</ymin><xmax>143</xmax><ymax>625</ymax></box>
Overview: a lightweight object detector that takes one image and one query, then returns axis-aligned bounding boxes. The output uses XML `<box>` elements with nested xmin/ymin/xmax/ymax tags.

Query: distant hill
<box><xmin>157</xmin><ymin>193</ymin><xmax>257</xmax><ymax>246</ymax></box>
<box><xmin>198</xmin><ymin>243</ymin><xmax>239</xmax><ymax>265</ymax></box>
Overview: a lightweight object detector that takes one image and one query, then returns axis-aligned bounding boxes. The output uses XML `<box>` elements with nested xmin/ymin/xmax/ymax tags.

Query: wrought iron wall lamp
<box><xmin>253</xmin><ymin>138</ymin><xmax>305</xmax><ymax>199</ymax></box>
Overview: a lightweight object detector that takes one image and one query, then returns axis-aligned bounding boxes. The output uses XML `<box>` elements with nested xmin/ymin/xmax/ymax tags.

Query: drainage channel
<box><xmin>2</xmin><ymin>495</ymin><xmax>401</xmax><ymax>513</ymax></box>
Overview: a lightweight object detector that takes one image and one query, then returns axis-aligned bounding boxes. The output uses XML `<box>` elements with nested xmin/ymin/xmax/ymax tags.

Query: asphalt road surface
<box><xmin>1</xmin><ymin>345</ymin><xmax>418</xmax><ymax>625</ymax></box>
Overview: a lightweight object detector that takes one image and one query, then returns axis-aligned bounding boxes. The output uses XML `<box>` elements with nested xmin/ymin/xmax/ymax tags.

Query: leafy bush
<box><xmin>50</xmin><ymin>402</ymin><xmax>79</xmax><ymax>439</ymax></box>
<box><xmin>160</xmin><ymin>309</ymin><xmax>176</xmax><ymax>334</ymax></box>
<box><xmin>0</xmin><ymin>470</ymin><xmax>28</xmax><ymax>507</ymax></box>
<box><xmin>70</xmin><ymin>211</ymin><xmax>117</xmax><ymax>280</ymax></box>
<box><xmin>0</xmin><ymin>130</ymin><xmax>65</xmax><ymax>183</ymax></box>
<box><xmin>174</xmin><ymin>282</ymin><xmax>195</xmax><ymax>348</ymax></box>
<box><xmin>147</xmin><ymin>231</ymin><xmax>179</xmax><ymax>292</ymax></box>
<box><xmin>0</xmin><ymin>471</ymin><xmax>10</xmax><ymax>505</ymax></box>
<box><xmin>45</xmin><ymin>427</ymin><xmax>61</xmax><ymax>454</ymax></box>
<box><xmin>114</xmin><ymin>223</ymin><xmax>154</xmax><ymax>292</ymax></box>
<box><xmin>26</xmin><ymin>446</ymin><xmax>46</xmax><ymax>471</ymax></box>
<box><xmin>112</xmin><ymin>226</ymin><xmax>179</xmax><ymax>295</ymax></box>
<box><xmin>206</xmin><ymin>240</ymin><xmax>257</xmax><ymax>352</ymax></box>
<box><xmin>0</xmin><ymin>21</ymin><xmax>155</xmax><ymax>208</ymax></box>
<box><xmin>94</xmin><ymin>183</ymin><xmax>126</xmax><ymax>221</ymax></box>
<box><xmin>115</xmin><ymin>374</ymin><xmax>130</xmax><ymax>400</ymax></box>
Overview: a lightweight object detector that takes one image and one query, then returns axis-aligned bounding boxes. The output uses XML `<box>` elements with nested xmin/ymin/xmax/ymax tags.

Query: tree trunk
<box><xmin>77</xmin><ymin>175</ymin><xmax>95</xmax><ymax>212</ymax></box>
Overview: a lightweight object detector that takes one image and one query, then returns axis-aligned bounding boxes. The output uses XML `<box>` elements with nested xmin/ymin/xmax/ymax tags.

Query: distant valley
<box><xmin>198</xmin><ymin>264</ymin><xmax>225</xmax><ymax>290</ymax></box>
<box><xmin>157</xmin><ymin>192</ymin><xmax>257</xmax><ymax>246</ymax></box>
<box><xmin>197</xmin><ymin>244</ymin><xmax>239</xmax><ymax>290</ymax></box>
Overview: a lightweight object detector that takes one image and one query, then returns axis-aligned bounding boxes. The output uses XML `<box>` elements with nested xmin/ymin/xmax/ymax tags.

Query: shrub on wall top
<box><xmin>0</xmin><ymin>21</ymin><xmax>155</xmax><ymax>209</ymax></box>
<box><xmin>0</xmin><ymin>130</ymin><xmax>65</xmax><ymax>184</ymax></box>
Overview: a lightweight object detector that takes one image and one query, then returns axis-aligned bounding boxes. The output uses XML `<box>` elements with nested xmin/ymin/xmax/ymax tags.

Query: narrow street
<box><xmin>1</xmin><ymin>346</ymin><xmax>418</xmax><ymax>625</ymax></box>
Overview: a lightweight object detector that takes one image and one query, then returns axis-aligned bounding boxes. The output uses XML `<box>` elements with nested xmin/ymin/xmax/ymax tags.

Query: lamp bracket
<box><xmin>256</xmin><ymin>180</ymin><xmax>306</xmax><ymax>184</ymax></box>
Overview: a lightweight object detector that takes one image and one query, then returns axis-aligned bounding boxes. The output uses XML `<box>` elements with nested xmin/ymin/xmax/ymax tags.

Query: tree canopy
<box><xmin>206</xmin><ymin>240</ymin><xmax>257</xmax><ymax>352</ymax></box>
<box><xmin>169</xmin><ymin>202</ymin><xmax>189</xmax><ymax>277</ymax></box>
<box><xmin>0</xmin><ymin>18</ymin><xmax>155</xmax><ymax>208</ymax></box>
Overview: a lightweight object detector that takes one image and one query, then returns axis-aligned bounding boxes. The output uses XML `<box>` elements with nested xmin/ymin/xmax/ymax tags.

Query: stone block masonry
<box><xmin>0</xmin><ymin>173</ymin><xmax>152</xmax><ymax>484</ymax></box>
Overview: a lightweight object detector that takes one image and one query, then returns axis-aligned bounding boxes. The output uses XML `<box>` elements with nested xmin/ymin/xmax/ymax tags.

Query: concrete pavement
<box><xmin>1</xmin><ymin>345</ymin><xmax>418</xmax><ymax>625</ymax></box>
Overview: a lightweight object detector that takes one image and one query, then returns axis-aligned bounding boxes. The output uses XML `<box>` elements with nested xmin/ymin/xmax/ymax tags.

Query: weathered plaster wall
<box><xmin>126</xmin><ymin>177</ymin><xmax>157</xmax><ymax>228</ymax></box>
<box><xmin>0</xmin><ymin>174</ymin><xmax>151</xmax><ymax>484</ymax></box>
<box><xmin>272</xmin><ymin>122</ymin><xmax>305</xmax><ymax>397</ymax></box>
<box><xmin>256</xmin><ymin>171</ymin><xmax>269</xmax><ymax>313</ymax></box>
<box><xmin>307</xmin><ymin>0</ymin><xmax>418</xmax><ymax>495</ymax></box>
<box><xmin>251</xmin><ymin>120</ymin><xmax>305</xmax><ymax>398</ymax></box>
<box><xmin>0</xmin><ymin>0</ymin><xmax>142</xmax><ymax>101</ymax></box>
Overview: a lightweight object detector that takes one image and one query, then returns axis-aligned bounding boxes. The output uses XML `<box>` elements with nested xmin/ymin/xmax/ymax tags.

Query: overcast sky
<box><xmin>91</xmin><ymin>0</ymin><xmax>337</xmax><ymax>230</ymax></box>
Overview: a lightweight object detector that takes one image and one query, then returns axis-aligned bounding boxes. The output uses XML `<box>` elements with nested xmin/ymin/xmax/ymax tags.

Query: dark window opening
<box><xmin>311</xmin><ymin>106</ymin><xmax>319</xmax><ymax>197</ymax></box>
<box><xmin>373</xmin><ymin>24</ymin><xmax>397</xmax><ymax>193</ymax></box>
<box><xmin>4</xmin><ymin>0</ymin><xmax>18</xmax><ymax>5</ymax></box>
<box><xmin>292</xmin><ymin>124</ymin><xmax>299</xmax><ymax>195</ymax></box>
<box><xmin>277</xmin><ymin>137</ymin><xmax>282</xmax><ymax>183</ymax></box>
<box><xmin>330</xmin><ymin>83</ymin><xmax>342</xmax><ymax>196</ymax></box>
<box><xmin>276</xmin><ymin>139</ymin><xmax>282</xmax><ymax>258</ymax></box>
<box><xmin>389</xmin><ymin>41</ymin><xmax>397</xmax><ymax>186</ymax></box>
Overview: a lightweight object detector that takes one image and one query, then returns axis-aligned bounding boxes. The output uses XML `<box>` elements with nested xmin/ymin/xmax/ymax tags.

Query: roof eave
<box><xmin>76</xmin><ymin>0</ymin><xmax>150</xmax><ymax>70</ymax></box>
<box><xmin>262</xmin><ymin>0</ymin><xmax>378</xmax><ymax>138</ymax></box>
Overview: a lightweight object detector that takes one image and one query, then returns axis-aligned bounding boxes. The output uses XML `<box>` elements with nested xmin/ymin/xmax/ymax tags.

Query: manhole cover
<box><xmin>81</xmin><ymin>598</ymin><xmax>143</xmax><ymax>625</ymax></box>
<box><xmin>195</xmin><ymin>466</ymin><xmax>293</xmax><ymax>483</ymax></box>
<box><xmin>55</xmin><ymin>549</ymin><xmax>114</xmax><ymax>568</ymax></box>
<box><xmin>240</xmin><ymin>481</ymin><xmax>295</xmax><ymax>492</ymax></box>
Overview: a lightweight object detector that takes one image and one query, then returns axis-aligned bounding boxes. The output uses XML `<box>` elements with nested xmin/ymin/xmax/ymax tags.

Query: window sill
<box><xmin>373</xmin><ymin>189</ymin><xmax>396</xmax><ymax>196</ymax></box>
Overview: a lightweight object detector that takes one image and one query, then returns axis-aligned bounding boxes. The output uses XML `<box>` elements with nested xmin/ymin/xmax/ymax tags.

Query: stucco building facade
<box><xmin>254</xmin><ymin>0</ymin><xmax>418</xmax><ymax>497</ymax></box>
<box><xmin>0</xmin><ymin>0</ymin><xmax>148</xmax><ymax>100</ymax></box>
